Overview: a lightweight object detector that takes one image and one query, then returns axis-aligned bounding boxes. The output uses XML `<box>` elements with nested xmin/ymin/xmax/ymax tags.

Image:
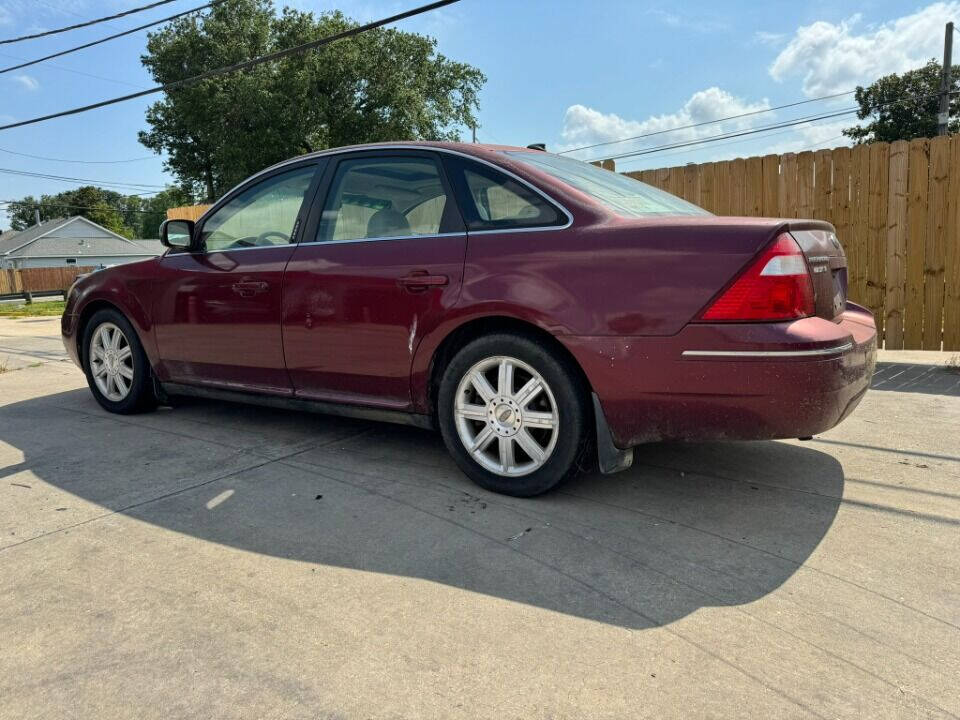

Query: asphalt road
<box><xmin>1</xmin><ymin>317</ymin><xmax>958</xmax><ymax>719</ymax></box>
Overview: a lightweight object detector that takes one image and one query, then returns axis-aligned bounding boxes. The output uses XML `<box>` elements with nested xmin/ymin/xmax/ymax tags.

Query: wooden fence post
<box><xmin>866</xmin><ymin>143</ymin><xmax>890</xmax><ymax>336</ymax></box>
<box><xmin>944</xmin><ymin>136</ymin><xmax>960</xmax><ymax>351</ymax></box>
<box><xmin>814</xmin><ymin>149</ymin><xmax>833</xmax><ymax>220</ymax></box>
<box><xmin>904</xmin><ymin>139</ymin><xmax>930</xmax><ymax>349</ymax></box>
<box><xmin>923</xmin><ymin>135</ymin><xmax>950</xmax><ymax>350</ymax></box>
<box><xmin>745</xmin><ymin>156</ymin><xmax>764</xmax><ymax>216</ymax></box>
<box><xmin>884</xmin><ymin>140</ymin><xmax>909</xmax><ymax>349</ymax></box>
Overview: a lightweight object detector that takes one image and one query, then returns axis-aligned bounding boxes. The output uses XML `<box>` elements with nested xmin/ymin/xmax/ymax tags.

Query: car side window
<box><xmin>317</xmin><ymin>156</ymin><xmax>454</xmax><ymax>242</ymax></box>
<box><xmin>199</xmin><ymin>166</ymin><xmax>316</xmax><ymax>252</ymax></box>
<box><xmin>445</xmin><ymin>157</ymin><xmax>564</xmax><ymax>231</ymax></box>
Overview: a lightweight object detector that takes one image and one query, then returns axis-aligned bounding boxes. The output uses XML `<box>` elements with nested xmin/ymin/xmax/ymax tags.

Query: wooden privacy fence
<box><xmin>166</xmin><ymin>204</ymin><xmax>211</xmax><ymax>222</ymax></box>
<box><xmin>0</xmin><ymin>266</ymin><xmax>95</xmax><ymax>298</ymax></box>
<box><xmin>623</xmin><ymin>138</ymin><xmax>960</xmax><ymax>351</ymax></box>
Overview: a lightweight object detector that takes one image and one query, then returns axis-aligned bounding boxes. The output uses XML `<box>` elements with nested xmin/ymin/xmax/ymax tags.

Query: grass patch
<box><xmin>0</xmin><ymin>301</ymin><xmax>65</xmax><ymax>317</ymax></box>
<box><xmin>0</xmin><ymin>357</ymin><xmax>43</xmax><ymax>375</ymax></box>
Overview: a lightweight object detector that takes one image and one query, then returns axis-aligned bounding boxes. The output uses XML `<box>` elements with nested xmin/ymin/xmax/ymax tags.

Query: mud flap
<box><xmin>592</xmin><ymin>393</ymin><xmax>633</xmax><ymax>474</ymax></box>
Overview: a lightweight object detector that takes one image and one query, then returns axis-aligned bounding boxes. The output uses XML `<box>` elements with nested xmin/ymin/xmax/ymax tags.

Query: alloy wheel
<box><xmin>89</xmin><ymin>322</ymin><xmax>134</xmax><ymax>402</ymax></box>
<box><xmin>453</xmin><ymin>355</ymin><xmax>560</xmax><ymax>477</ymax></box>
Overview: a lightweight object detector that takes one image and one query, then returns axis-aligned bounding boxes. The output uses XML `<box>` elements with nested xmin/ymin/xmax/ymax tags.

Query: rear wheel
<box><xmin>82</xmin><ymin>308</ymin><xmax>156</xmax><ymax>414</ymax></box>
<box><xmin>438</xmin><ymin>333</ymin><xmax>588</xmax><ymax>497</ymax></box>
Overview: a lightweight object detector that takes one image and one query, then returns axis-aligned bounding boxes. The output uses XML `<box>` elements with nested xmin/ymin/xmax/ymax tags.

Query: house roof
<box><xmin>0</xmin><ymin>217</ymin><xmax>72</xmax><ymax>256</ymax></box>
<box><xmin>0</xmin><ymin>216</ymin><xmax>161</xmax><ymax>258</ymax></box>
<box><xmin>133</xmin><ymin>239</ymin><xmax>165</xmax><ymax>255</ymax></box>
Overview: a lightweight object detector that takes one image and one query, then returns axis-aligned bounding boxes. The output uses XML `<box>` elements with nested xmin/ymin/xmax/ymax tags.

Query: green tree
<box><xmin>843</xmin><ymin>59</ymin><xmax>960</xmax><ymax>143</ymax></box>
<box><xmin>137</xmin><ymin>186</ymin><xmax>196</xmax><ymax>238</ymax></box>
<box><xmin>138</xmin><ymin>0</ymin><xmax>485</xmax><ymax>200</ymax></box>
<box><xmin>7</xmin><ymin>186</ymin><xmax>133</xmax><ymax>236</ymax></box>
<box><xmin>4</xmin><ymin>185</ymin><xmax>194</xmax><ymax>238</ymax></box>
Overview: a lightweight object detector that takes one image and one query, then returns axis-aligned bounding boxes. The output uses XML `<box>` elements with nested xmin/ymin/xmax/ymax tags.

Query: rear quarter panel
<box><xmin>455</xmin><ymin>217</ymin><xmax>783</xmax><ymax>337</ymax></box>
<box><xmin>409</xmin><ymin>215</ymin><xmax>793</xmax><ymax>411</ymax></box>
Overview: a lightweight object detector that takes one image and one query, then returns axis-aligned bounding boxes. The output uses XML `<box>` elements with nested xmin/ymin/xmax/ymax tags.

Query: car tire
<box><xmin>82</xmin><ymin>308</ymin><xmax>157</xmax><ymax>415</ymax></box>
<box><xmin>437</xmin><ymin>333</ymin><xmax>589</xmax><ymax>497</ymax></box>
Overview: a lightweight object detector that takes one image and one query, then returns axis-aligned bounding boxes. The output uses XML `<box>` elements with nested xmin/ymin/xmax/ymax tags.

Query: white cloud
<box><xmin>13</xmin><ymin>74</ymin><xmax>39</xmax><ymax>91</ymax></box>
<box><xmin>647</xmin><ymin>7</ymin><xmax>729</xmax><ymax>33</ymax></box>
<box><xmin>559</xmin><ymin>87</ymin><xmax>771</xmax><ymax>156</ymax></box>
<box><xmin>0</xmin><ymin>6</ymin><xmax>13</xmax><ymax>26</ymax></box>
<box><xmin>769</xmin><ymin>2</ymin><xmax>960</xmax><ymax>97</ymax></box>
<box><xmin>754</xmin><ymin>30</ymin><xmax>786</xmax><ymax>46</ymax></box>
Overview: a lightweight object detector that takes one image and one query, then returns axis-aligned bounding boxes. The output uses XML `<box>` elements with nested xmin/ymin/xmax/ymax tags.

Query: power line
<box><xmin>630</xmin><ymin>129</ymin><xmax>852</xmax><ymax>169</ymax></box>
<box><xmin>558</xmin><ymin>90</ymin><xmax>856</xmax><ymax>156</ymax></box>
<box><xmin>0</xmin><ymin>51</ymin><xmax>149</xmax><ymax>89</ymax></box>
<box><xmin>0</xmin><ymin>0</ymin><xmax>460</xmax><ymax>133</ymax></box>
<box><xmin>0</xmin><ymin>167</ymin><xmax>165</xmax><ymax>191</ymax></box>
<box><xmin>590</xmin><ymin>89</ymin><xmax>955</xmax><ymax>164</ymax></box>
<box><xmin>0</xmin><ymin>146</ymin><xmax>155</xmax><ymax>164</ymax></box>
<box><xmin>630</xmin><ymin>125</ymin><xmax>811</xmax><ymax>164</ymax></box>
<box><xmin>0</xmin><ymin>199</ymin><xmax>171</xmax><ymax>214</ymax></box>
<box><xmin>592</xmin><ymin>109</ymin><xmax>860</xmax><ymax>163</ymax></box>
<box><xmin>0</xmin><ymin>0</ymin><xmax>180</xmax><ymax>45</ymax></box>
<box><xmin>0</xmin><ymin>1</ymin><xmax>220</xmax><ymax>75</ymax></box>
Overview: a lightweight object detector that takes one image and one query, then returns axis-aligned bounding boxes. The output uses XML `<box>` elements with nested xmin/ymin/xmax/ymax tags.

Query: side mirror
<box><xmin>160</xmin><ymin>219</ymin><xmax>195</xmax><ymax>250</ymax></box>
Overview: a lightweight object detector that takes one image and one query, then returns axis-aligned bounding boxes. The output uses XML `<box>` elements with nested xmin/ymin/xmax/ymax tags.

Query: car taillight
<box><xmin>700</xmin><ymin>233</ymin><xmax>815</xmax><ymax>322</ymax></box>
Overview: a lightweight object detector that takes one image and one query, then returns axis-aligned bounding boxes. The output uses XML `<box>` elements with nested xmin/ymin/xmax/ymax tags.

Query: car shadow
<box><xmin>1</xmin><ymin>388</ymin><xmax>845</xmax><ymax>630</ymax></box>
<box><xmin>871</xmin><ymin>362</ymin><xmax>960</xmax><ymax>396</ymax></box>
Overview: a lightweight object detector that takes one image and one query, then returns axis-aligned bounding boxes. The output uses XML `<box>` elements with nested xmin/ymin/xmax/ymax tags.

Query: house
<box><xmin>0</xmin><ymin>216</ymin><xmax>164</xmax><ymax>269</ymax></box>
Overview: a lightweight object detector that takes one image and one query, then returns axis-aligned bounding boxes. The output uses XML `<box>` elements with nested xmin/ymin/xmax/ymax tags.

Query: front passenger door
<box><xmin>153</xmin><ymin>164</ymin><xmax>319</xmax><ymax>394</ymax></box>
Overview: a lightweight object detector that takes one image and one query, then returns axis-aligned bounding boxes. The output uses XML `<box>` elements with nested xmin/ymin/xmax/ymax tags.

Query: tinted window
<box><xmin>446</xmin><ymin>157</ymin><xmax>563</xmax><ymax>231</ymax></box>
<box><xmin>318</xmin><ymin>157</ymin><xmax>452</xmax><ymax>242</ymax></box>
<box><xmin>504</xmin><ymin>151</ymin><xmax>710</xmax><ymax>217</ymax></box>
<box><xmin>200</xmin><ymin>166</ymin><xmax>316</xmax><ymax>252</ymax></box>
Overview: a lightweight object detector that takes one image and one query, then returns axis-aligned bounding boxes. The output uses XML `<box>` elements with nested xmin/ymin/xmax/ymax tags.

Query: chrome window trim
<box><xmin>171</xmin><ymin>243</ymin><xmax>297</xmax><ymax>257</ymax></box>
<box><xmin>298</xmin><ymin>231</ymin><xmax>467</xmax><ymax>248</ymax></box>
<box><xmin>217</xmin><ymin>145</ymin><xmax>575</xmax><ymax>236</ymax></box>
<box><xmin>681</xmin><ymin>342</ymin><xmax>854</xmax><ymax>359</ymax></box>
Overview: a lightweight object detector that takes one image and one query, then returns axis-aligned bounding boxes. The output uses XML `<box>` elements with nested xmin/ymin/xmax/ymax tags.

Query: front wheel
<box><xmin>437</xmin><ymin>333</ymin><xmax>589</xmax><ymax>497</ymax></box>
<box><xmin>82</xmin><ymin>309</ymin><xmax>156</xmax><ymax>414</ymax></box>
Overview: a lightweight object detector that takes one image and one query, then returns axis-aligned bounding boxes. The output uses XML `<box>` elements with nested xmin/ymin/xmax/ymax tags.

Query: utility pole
<box><xmin>471</xmin><ymin>123</ymin><xmax>477</xmax><ymax>143</ymax></box>
<box><xmin>938</xmin><ymin>21</ymin><xmax>953</xmax><ymax>136</ymax></box>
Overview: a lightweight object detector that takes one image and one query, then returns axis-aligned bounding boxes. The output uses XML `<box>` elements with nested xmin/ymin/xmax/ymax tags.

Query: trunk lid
<box><xmin>788</xmin><ymin>222</ymin><xmax>847</xmax><ymax>321</ymax></box>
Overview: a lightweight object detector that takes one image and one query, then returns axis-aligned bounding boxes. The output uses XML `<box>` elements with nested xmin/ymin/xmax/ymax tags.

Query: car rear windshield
<box><xmin>504</xmin><ymin>151</ymin><xmax>711</xmax><ymax>218</ymax></box>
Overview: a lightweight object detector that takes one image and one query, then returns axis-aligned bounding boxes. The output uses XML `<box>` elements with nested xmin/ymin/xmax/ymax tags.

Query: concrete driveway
<box><xmin>1</xmin><ymin>316</ymin><xmax>958</xmax><ymax>719</ymax></box>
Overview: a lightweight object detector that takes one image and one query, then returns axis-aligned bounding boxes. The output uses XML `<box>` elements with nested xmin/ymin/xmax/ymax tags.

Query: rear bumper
<box><xmin>561</xmin><ymin>303</ymin><xmax>877</xmax><ymax>448</ymax></box>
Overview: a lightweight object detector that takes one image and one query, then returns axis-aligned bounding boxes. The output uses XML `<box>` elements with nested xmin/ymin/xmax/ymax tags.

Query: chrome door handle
<box><xmin>398</xmin><ymin>272</ymin><xmax>448</xmax><ymax>293</ymax></box>
<box><xmin>232</xmin><ymin>280</ymin><xmax>269</xmax><ymax>297</ymax></box>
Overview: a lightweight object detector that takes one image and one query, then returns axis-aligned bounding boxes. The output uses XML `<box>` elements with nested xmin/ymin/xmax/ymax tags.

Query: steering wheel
<box><xmin>257</xmin><ymin>231</ymin><xmax>289</xmax><ymax>245</ymax></box>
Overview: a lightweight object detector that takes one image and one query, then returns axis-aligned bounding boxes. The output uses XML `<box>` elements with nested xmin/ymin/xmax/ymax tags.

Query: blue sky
<box><xmin>1</xmin><ymin>0</ymin><xmax>956</xmax><ymax>230</ymax></box>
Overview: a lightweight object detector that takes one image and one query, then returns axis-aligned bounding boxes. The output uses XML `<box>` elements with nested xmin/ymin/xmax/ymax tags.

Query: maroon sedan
<box><xmin>62</xmin><ymin>142</ymin><xmax>876</xmax><ymax>496</ymax></box>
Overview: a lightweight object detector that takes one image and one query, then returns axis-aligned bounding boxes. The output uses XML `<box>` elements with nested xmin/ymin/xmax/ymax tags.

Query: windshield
<box><xmin>504</xmin><ymin>151</ymin><xmax>710</xmax><ymax>218</ymax></box>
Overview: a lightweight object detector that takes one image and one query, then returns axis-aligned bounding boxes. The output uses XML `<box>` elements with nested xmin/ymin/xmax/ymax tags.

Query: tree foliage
<box><xmin>138</xmin><ymin>0</ymin><xmax>485</xmax><ymax>200</ymax></box>
<box><xmin>5</xmin><ymin>185</ymin><xmax>195</xmax><ymax>238</ymax></box>
<box><xmin>843</xmin><ymin>59</ymin><xmax>960</xmax><ymax>143</ymax></box>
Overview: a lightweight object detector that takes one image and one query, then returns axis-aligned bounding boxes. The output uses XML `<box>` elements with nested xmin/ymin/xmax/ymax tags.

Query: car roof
<box><xmin>268</xmin><ymin>141</ymin><xmax>540</xmax><ymax>172</ymax></box>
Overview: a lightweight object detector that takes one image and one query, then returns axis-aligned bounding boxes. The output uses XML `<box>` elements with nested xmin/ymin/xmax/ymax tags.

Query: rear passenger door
<box><xmin>281</xmin><ymin>150</ymin><xmax>466</xmax><ymax>408</ymax></box>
